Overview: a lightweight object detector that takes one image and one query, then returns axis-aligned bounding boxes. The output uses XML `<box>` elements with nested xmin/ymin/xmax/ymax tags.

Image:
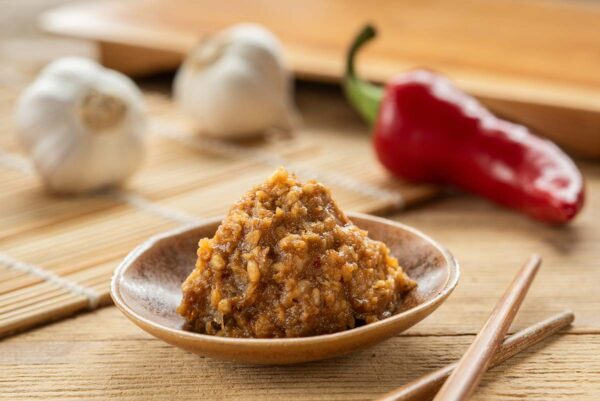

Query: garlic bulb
<box><xmin>15</xmin><ymin>57</ymin><xmax>146</xmax><ymax>194</ymax></box>
<box><xmin>173</xmin><ymin>23</ymin><xmax>297</xmax><ymax>138</ymax></box>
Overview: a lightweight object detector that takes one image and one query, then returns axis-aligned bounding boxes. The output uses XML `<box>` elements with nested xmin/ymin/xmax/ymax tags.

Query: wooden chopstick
<box><xmin>431</xmin><ymin>254</ymin><xmax>542</xmax><ymax>401</ymax></box>
<box><xmin>375</xmin><ymin>310</ymin><xmax>574</xmax><ymax>401</ymax></box>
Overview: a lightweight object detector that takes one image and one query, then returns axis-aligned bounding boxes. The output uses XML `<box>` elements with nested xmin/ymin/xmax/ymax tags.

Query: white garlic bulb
<box><xmin>15</xmin><ymin>57</ymin><xmax>146</xmax><ymax>194</ymax></box>
<box><xmin>173</xmin><ymin>23</ymin><xmax>298</xmax><ymax>138</ymax></box>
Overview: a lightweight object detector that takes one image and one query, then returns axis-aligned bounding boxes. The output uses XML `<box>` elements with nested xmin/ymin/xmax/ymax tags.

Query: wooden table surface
<box><xmin>1</xmin><ymin>2</ymin><xmax>600</xmax><ymax>400</ymax></box>
<box><xmin>1</xmin><ymin>139</ymin><xmax>599</xmax><ymax>400</ymax></box>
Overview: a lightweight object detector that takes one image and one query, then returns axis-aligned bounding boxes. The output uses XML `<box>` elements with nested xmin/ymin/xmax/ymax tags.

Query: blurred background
<box><xmin>0</xmin><ymin>1</ymin><xmax>96</xmax><ymax>81</ymax></box>
<box><xmin>3</xmin><ymin>0</ymin><xmax>600</xmax><ymax>156</ymax></box>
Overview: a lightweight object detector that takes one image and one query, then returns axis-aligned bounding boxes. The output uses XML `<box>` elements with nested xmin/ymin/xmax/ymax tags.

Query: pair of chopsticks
<box><xmin>377</xmin><ymin>255</ymin><xmax>574</xmax><ymax>401</ymax></box>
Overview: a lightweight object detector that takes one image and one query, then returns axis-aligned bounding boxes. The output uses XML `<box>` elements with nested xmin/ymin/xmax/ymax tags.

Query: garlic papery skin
<box><xmin>173</xmin><ymin>23</ymin><xmax>298</xmax><ymax>138</ymax></box>
<box><xmin>15</xmin><ymin>57</ymin><xmax>146</xmax><ymax>194</ymax></box>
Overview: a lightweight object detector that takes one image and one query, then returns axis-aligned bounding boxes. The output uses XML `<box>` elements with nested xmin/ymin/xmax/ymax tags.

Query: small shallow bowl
<box><xmin>111</xmin><ymin>212</ymin><xmax>459</xmax><ymax>364</ymax></box>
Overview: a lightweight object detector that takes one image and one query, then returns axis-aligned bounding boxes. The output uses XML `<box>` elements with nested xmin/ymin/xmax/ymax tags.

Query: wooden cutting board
<box><xmin>40</xmin><ymin>0</ymin><xmax>600</xmax><ymax>158</ymax></box>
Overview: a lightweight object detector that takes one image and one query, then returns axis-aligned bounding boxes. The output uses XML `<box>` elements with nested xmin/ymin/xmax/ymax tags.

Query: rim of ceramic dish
<box><xmin>111</xmin><ymin>212</ymin><xmax>460</xmax><ymax>347</ymax></box>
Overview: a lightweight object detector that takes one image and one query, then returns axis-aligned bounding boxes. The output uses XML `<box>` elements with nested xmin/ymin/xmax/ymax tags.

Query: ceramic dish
<box><xmin>111</xmin><ymin>212</ymin><xmax>459</xmax><ymax>364</ymax></box>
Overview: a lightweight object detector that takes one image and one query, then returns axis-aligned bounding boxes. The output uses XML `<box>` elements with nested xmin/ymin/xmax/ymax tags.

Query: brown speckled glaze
<box><xmin>111</xmin><ymin>212</ymin><xmax>459</xmax><ymax>364</ymax></box>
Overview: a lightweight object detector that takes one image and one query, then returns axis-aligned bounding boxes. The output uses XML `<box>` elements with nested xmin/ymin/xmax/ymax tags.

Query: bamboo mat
<box><xmin>0</xmin><ymin>80</ymin><xmax>438</xmax><ymax>337</ymax></box>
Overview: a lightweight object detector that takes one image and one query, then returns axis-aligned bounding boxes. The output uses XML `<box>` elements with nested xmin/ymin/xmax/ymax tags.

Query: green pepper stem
<box><xmin>344</xmin><ymin>24</ymin><xmax>384</xmax><ymax>125</ymax></box>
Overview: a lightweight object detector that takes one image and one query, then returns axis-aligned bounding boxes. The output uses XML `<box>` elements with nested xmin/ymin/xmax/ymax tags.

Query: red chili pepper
<box><xmin>344</xmin><ymin>25</ymin><xmax>584</xmax><ymax>223</ymax></box>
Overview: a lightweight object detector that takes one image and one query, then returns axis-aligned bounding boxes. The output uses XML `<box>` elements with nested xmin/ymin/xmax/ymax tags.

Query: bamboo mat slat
<box><xmin>0</xmin><ymin>82</ymin><xmax>437</xmax><ymax>337</ymax></box>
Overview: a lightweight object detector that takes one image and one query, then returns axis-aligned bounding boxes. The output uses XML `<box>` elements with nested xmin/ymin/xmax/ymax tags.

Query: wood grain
<box><xmin>39</xmin><ymin>0</ymin><xmax>600</xmax><ymax>157</ymax></box>
<box><xmin>433</xmin><ymin>255</ymin><xmax>541</xmax><ymax>401</ymax></box>
<box><xmin>1</xmin><ymin>158</ymin><xmax>599</xmax><ymax>399</ymax></box>
<box><xmin>0</xmin><ymin>307</ymin><xmax>598</xmax><ymax>401</ymax></box>
<box><xmin>377</xmin><ymin>311</ymin><xmax>575</xmax><ymax>401</ymax></box>
<box><xmin>395</xmin><ymin>167</ymin><xmax>600</xmax><ymax>336</ymax></box>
